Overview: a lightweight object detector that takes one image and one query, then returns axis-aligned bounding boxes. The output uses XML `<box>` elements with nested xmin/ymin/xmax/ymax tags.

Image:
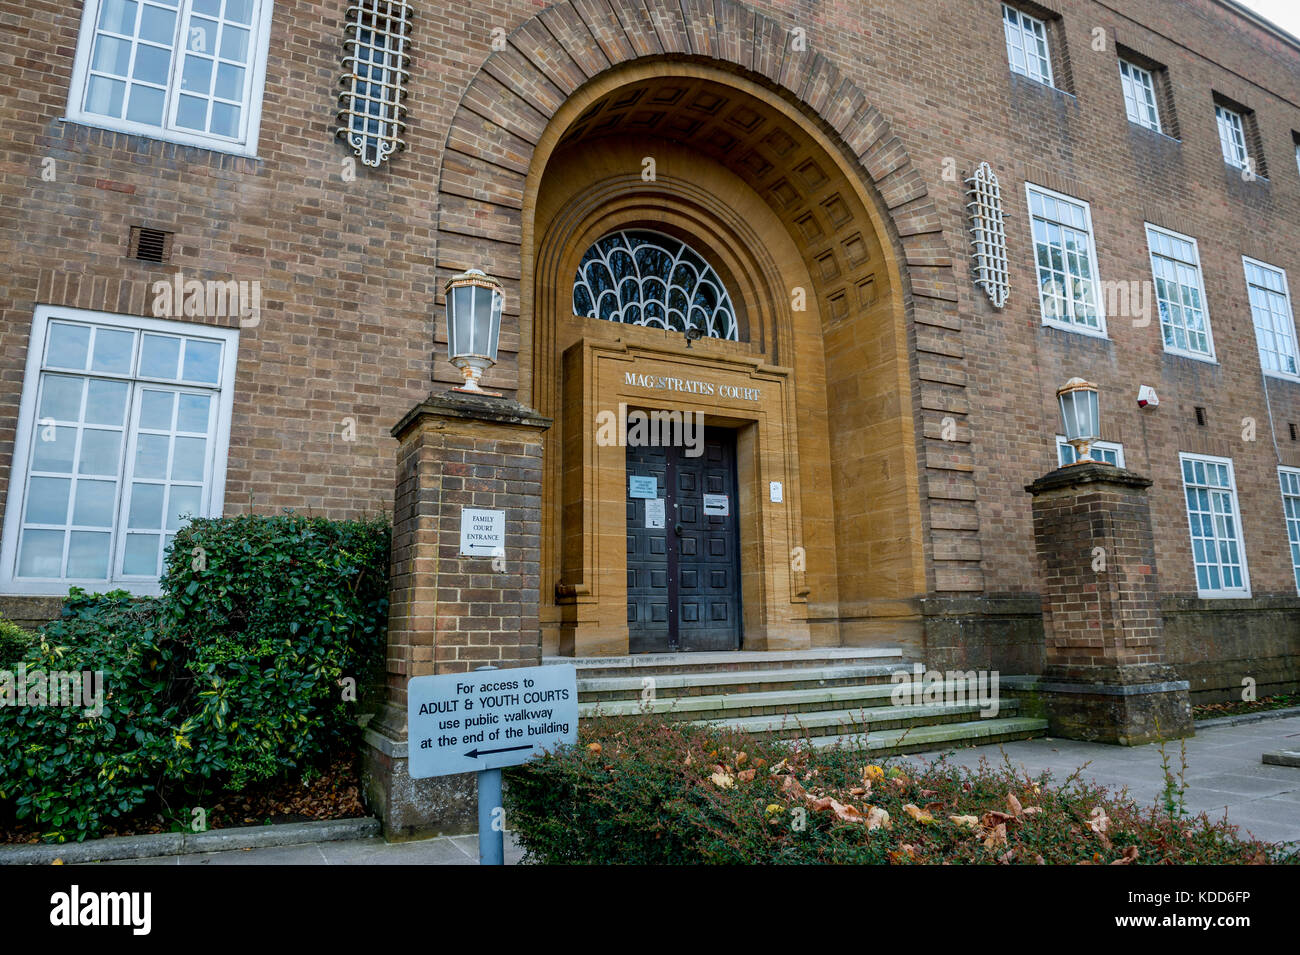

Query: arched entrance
<box><xmin>528</xmin><ymin>65</ymin><xmax>918</xmax><ymax>657</ymax></box>
<box><xmin>432</xmin><ymin>2</ymin><xmax>981</xmax><ymax>659</ymax></box>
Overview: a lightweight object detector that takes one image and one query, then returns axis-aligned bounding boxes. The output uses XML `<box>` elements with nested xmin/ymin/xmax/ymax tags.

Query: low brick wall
<box><xmin>1162</xmin><ymin>596</ymin><xmax>1300</xmax><ymax>704</ymax></box>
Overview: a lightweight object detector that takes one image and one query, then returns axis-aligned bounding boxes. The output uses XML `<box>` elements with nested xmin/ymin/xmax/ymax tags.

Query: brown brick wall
<box><xmin>3</xmin><ymin>0</ymin><xmax>1300</xmax><ymax>625</ymax></box>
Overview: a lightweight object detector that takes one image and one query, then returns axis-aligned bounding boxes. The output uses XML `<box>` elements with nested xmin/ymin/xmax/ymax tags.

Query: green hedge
<box><xmin>0</xmin><ymin>513</ymin><xmax>389</xmax><ymax>842</ymax></box>
<box><xmin>505</xmin><ymin>715</ymin><xmax>1296</xmax><ymax>865</ymax></box>
<box><xmin>0</xmin><ymin>617</ymin><xmax>35</xmax><ymax>666</ymax></box>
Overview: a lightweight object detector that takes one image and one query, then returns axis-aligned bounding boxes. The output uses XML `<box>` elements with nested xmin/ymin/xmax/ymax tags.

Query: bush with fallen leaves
<box><xmin>504</xmin><ymin>715</ymin><xmax>1297</xmax><ymax>865</ymax></box>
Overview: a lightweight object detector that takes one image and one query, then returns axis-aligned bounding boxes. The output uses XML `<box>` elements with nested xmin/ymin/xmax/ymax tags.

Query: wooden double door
<box><xmin>626</xmin><ymin>427</ymin><xmax>742</xmax><ymax>652</ymax></box>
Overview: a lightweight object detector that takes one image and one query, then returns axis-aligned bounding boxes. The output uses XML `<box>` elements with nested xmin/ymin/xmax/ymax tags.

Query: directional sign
<box><xmin>407</xmin><ymin>664</ymin><xmax>578</xmax><ymax>779</ymax></box>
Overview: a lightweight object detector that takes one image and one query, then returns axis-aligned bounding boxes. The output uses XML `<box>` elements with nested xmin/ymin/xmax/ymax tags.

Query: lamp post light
<box><xmin>444</xmin><ymin>268</ymin><xmax>503</xmax><ymax>395</ymax></box>
<box><xmin>1058</xmin><ymin>377</ymin><xmax>1101</xmax><ymax>465</ymax></box>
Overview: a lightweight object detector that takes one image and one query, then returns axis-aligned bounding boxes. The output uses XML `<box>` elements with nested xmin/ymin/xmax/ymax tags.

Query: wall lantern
<box><xmin>1058</xmin><ymin>377</ymin><xmax>1101</xmax><ymax>465</ymax></box>
<box><xmin>444</xmin><ymin>269</ymin><xmax>503</xmax><ymax>395</ymax></box>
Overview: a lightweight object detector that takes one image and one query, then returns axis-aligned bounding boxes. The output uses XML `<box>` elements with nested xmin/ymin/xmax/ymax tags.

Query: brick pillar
<box><xmin>1025</xmin><ymin>462</ymin><xmax>1193</xmax><ymax>745</ymax></box>
<box><xmin>363</xmin><ymin>390</ymin><xmax>550</xmax><ymax>838</ymax></box>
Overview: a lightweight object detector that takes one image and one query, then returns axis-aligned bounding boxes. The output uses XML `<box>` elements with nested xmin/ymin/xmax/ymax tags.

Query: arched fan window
<box><xmin>572</xmin><ymin>231</ymin><xmax>740</xmax><ymax>341</ymax></box>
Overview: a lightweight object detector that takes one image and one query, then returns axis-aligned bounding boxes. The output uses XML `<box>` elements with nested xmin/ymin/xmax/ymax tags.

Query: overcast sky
<box><xmin>1235</xmin><ymin>0</ymin><xmax>1300</xmax><ymax>38</ymax></box>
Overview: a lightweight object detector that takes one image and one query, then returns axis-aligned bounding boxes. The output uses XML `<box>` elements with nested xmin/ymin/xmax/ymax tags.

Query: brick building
<box><xmin>3</xmin><ymin>0</ymin><xmax>1299</xmax><ymax>734</ymax></box>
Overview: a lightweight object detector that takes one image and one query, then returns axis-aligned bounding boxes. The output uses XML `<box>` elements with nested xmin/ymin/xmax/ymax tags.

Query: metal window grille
<box><xmin>966</xmin><ymin>162</ymin><xmax>1010</xmax><ymax>309</ymax></box>
<box><xmin>337</xmin><ymin>1</ymin><xmax>413</xmax><ymax>167</ymax></box>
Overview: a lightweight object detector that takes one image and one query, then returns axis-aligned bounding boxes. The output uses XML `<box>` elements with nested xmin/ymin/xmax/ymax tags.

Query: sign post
<box><xmin>407</xmin><ymin>662</ymin><xmax>578</xmax><ymax>865</ymax></box>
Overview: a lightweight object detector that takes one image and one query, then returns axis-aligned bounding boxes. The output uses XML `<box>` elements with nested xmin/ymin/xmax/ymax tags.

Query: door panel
<box><xmin>626</xmin><ymin>427</ymin><xmax>741</xmax><ymax>653</ymax></box>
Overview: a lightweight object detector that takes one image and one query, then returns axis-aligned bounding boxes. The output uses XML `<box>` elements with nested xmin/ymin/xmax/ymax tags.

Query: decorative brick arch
<box><xmin>433</xmin><ymin>0</ymin><xmax>983</xmax><ymax>598</ymax></box>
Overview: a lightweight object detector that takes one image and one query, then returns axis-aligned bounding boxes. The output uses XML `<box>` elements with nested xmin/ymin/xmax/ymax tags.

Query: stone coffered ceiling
<box><xmin>554</xmin><ymin>76</ymin><xmax>887</xmax><ymax>330</ymax></box>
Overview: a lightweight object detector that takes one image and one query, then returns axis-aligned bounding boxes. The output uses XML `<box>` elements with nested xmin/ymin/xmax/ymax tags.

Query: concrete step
<box><xmin>577</xmin><ymin>663</ymin><xmax>913</xmax><ymax>702</ymax></box>
<box><xmin>803</xmin><ymin>717</ymin><xmax>1051</xmax><ymax>756</ymax></box>
<box><xmin>692</xmin><ymin>699</ymin><xmax>1022</xmax><ymax>739</ymax></box>
<box><xmin>579</xmin><ymin>679</ymin><xmax>998</xmax><ymax>721</ymax></box>
<box><xmin>546</xmin><ymin>647</ymin><xmax>905</xmax><ymax>679</ymax></box>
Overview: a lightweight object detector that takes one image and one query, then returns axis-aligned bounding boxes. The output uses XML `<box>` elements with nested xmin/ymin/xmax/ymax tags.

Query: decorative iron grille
<box><xmin>337</xmin><ymin>1</ymin><xmax>413</xmax><ymax>167</ymax></box>
<box><xmin>572</xmin><ymin>230</ymin><xmax>739</xmax><ymax>341</ymax></box>
<box><xmin>966</xmin><ymin>161</ymin><xmax>1010</xmax><ymax>309</ymax></box>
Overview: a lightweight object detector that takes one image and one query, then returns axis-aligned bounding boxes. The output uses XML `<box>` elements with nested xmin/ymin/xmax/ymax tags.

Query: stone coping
<box><xmin>0</xmin><ymin>817</ymin><xmax>381</xmax><ymax>865</ymax></box>
<box><xmin>1025</xmin><ymin>462</ymin><xmax>1153</xmax><ymax>495</ymax></box>
<box><xmin>391</xmin><ymin>389</ymin><xmax>552</xmax><ymax>438</ymax></box>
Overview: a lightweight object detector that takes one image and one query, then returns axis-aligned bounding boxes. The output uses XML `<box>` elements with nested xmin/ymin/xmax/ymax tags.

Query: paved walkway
<box><xmin>96</xmin><ymin>714</ymin><xmax>1299</xmax><ymax>864</ymax></box>
<box><xmin>903</xmin><ymin>714</ymin><xmax>1300</xmax><ymax>845</ymax></box>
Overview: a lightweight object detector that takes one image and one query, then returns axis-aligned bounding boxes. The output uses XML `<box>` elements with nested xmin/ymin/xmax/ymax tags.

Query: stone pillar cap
<box><xmin>1025</xmin><ymin>461</ymin><xmax>1153</xmax><ymax>496</ymax></box>
<box><xmin>392</xmin><ymin>389</ymin><xmax>552</xmax><ymax>438</ymax></box>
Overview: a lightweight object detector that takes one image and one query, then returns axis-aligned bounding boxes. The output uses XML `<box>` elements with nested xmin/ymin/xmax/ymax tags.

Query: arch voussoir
<box><xmin>571</xmin><ymin>0</ymin><xmax>639</xmax><ymax>65</ymax></box>
<box><xmin>642</xmin><ymin>0</ymin><xmax>692</xmax><ymax>55</ymax></box>
<box><xmin>462</xmin><ymin>74</ymin><xmax>550</xmax><ymax>146</ymax></box>
<box><xmin>483</xmin><ymin>45</ymin><xmax>568</xmax><ymax>119</ymax></box>
<box><xmin>539</xmin><ymin>2</ymin><xmax>612</xmax><ymax>79</ymax></box>
<box><xmin>680</xmin><ymin>0</ymin><xmax>720</xmax><ymax>57</ymax></box>
<box><xmin>606</xmin><ymin>0</ymin><xmax>665</xmax><ymax>58</ymax></box>
<box><xmin>713</xmin><ymin>0</ymin><xmax>751</xmax><ymax>65</ymax></box>
<box><xmin>750</xmin><ymin>12</ymin><xmax>785</xmax><ymax>82</ymax></box>
<box><xmin>511</xmin><ymin>20</ymin><xmax>587</xmax><ymax>95</ymax></box>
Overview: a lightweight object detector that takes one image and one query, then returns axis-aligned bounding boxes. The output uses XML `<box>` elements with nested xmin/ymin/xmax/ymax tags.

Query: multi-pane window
<box><xmin>68</xmin><ymin>0</ymin><xmax>272</xmax><ymax>154</ymax></box>
<box><xmin>1056</xmin><ymin>438</ymin><xmax>1124</xmax><ymax>467</ymax></box>
<box><xmin>1244</xmin><ymin>257</ymin><xmax>1300</xmax><ymax>378</ymax></box>
<box><xmin>1145</xmin><ymin>225</ymin><xmax>1213</xmax><ymax>360</ymax></box>
<box><xmin>1119</xmin><ymin>60</ymin><xmax>1161</xmax><ymax>132</ymax></box>
<box><xmin>1002</xmin><ymin>5</ymin><xmax>1053</xmax><ymax>86</ymax></box>
<box><xmin>1180</xmin><ymin>454</ymin><xmax>1249</xmax><ymax>598</ymax></box>
<box><xmin>337</xmin><ymin>0</ymin><xmax>413</xmax><ymax>167</ymax></box>
<box><xmin>1279</xmin><ymin>468</ymin><xmax>1300</xmax><ymax>595</ymax></box>
<box><xmin>1026</xmin><ymin>185</ymin><xmax>1105</xmax><ymax>334</ymax></box>
<box><xmin>0</xmin><ymin>308</ymin><xmax>238</xmax><ymax>595</ymax></box>
<box><xmin>1216</xmin><ymin>104</ymin><xmax>1249</xmax><ymax>169</ymax></box>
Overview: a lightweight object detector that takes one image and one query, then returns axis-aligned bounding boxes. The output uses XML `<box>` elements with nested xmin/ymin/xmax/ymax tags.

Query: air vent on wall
<box><xmin>1290</xmin><ymin>423</ymin><xmax>1297</xmax><ymax>442</ymax></box>
<box><xmin>128</xmin><ymin>226</ymin><xmax>174</xmax><ymax>264</ymax></box>
<box><xmin>1195</xmin><ymin>406</ymin><xmax>1208</xmax><ymax>427</ymax></box>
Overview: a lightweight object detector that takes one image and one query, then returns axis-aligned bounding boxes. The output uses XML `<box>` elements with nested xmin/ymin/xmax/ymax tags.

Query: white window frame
<box><xmin>1002</xmin><ymin>4</ymin><xmax>1054</xmax><ymax>87</ymax></box>
<box><xmin>1056</xmin><ymin>437</ymin><xmax>1125</xmax><ymax>468</ymax></box>
<box><xmin>0</xmin><ymin>306</ymin><xmax>239</xmax><ymax>597</ymax></box>
<box><xmin>1278</xmin><ymin>467</ymin><xmax>1300</xmax><ymax>596</ymax></box>
<box><xmin>1118</xmin><ymin>59</ymin><xmax>1161</xmax><ymax>132</ymax></box>
<box><xmin>1179</xmin><ymin>452</ymin><xmax>1250</xmax><ymax>599</ymax></box>
<box><xmin>1215</xmin><ymin>104</ymin><xmax>1249</xmax><ymax>170</ymax></box>
<box><xmin>1025</xmin><ymin>183</ymin><xmax>1108</xmax><ymax>338</ymax></box>
<box><xmin>64</xmin><ymin>0</ymin><xmax>275</xmax><ymax>157</ymax></box>
<box><xmin>1144</xmin><ymin>224</ymin><xmax>1216</xmax><ymax>362</ymax></box>
<box><xmin>1243</xmin><ymin>255</ymin><xmax>1300</xmax><ymax>382</ymax></box>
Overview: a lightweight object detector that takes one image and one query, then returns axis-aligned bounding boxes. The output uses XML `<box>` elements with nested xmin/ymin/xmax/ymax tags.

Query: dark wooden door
<box><xmin>626</xmin><ymin>428</ymin><xmax>741</xmax><ymax>653</ymax></box>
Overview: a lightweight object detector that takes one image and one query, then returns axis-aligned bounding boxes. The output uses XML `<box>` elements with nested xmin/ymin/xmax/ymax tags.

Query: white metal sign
<box><xmin>459</xmin><ymin>508</ymin><xmax>504</xmax><ymax>557</ymax></box>
<box><xmin>407</xmin><ymin>664</ymin><xmax>578</xmax><ymax>778</ymax></box>
<box><xmin>769</xmin><ymin>481</ymin><xmax>783</xmax><ymax>503</ymax></box>
<box><xmin>645</xmin><ymin>498</ymin><xmax>665</xmax><ymax>529</ymax></box>
<box><xmin>703</xmin><ymin>493</ymin><xmax>729</xmax><ymax>516</ymax></box>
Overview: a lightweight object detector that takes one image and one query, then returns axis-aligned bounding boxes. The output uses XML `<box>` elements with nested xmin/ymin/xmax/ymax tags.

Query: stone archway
<box><xmin>431</xmin><ymin>0</ymin><xmax>985</xmax><ymax>652</ymax></box>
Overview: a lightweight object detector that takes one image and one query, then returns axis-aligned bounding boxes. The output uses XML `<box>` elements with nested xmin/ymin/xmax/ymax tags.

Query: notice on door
<box><xmin>629</xmin><ymin>475</ymin><xmax>657</xmax><ymax>499</ymax></box>
<box><xmin>645</xmin><ymin>498</ymin><xmax>665</xmax><ymax>529</ymax></box>
<box><xmin>703</xmin><ymin>493</ymin><xmax>730</xmax><ymax>516</ymax></box>
<box><xmin>460</xmin><ymin>508</ymin><xmax>505</xmax><ymax>557</ymax></box>
<box><xmin>407</xmin><ymin>664</ymin><xmax>578</xmax><ymax>778</ymax></box>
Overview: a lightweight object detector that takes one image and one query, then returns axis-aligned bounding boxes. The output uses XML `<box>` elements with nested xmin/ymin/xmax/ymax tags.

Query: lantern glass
<box><xmin>444</xmin><ymin>269</ymin><xmax>505</xmax><ymax>394</ymax></box>
<box><xmin>1057</xmin><ymin>380</ymin><xmax>1101</xmax><ymax>464</ymax></box>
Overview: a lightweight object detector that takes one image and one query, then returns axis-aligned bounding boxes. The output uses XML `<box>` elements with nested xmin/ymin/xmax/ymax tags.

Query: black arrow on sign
<box><xmin>464</xmin><ymin>744</ymin><xmax>534</xmax><ymax>759</ymax></box>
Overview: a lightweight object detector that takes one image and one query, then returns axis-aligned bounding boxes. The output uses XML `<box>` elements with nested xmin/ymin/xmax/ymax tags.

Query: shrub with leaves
<box><xmin>0</xmin><ymin>616</ymin><xmax>35</xmax><ymax>665</ymax></box>
<box><xmin>505</xmin><ymin>715</ymin><xmax>1297</xmax><ymax>865</ymax></box>
<box><xmin>0</xmin><ymin>591</ymin><xmax>190</xmax><ymax>842</ymax></box>
<box><xmin>0</xmin><ymin>513</ymin><xmax>389</xmax><ymax>842</ymax></box>
<box><xmin>160</xmin><ymin>513</ymin><xmax>390</xmax><ymax>790</ymax></box>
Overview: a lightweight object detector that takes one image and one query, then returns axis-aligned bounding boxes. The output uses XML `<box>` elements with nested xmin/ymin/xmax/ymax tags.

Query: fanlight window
<box><xmin>572</xmin><ymin>231</ymin><xmax>740</xmax><ymax>341</ymax></box>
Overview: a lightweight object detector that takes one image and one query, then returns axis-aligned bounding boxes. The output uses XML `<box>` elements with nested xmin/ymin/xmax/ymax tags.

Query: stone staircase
<box><xmin>548</xmin><ymin>648</ymin><xmax>1048</xmax><ymax>756</ymax></box>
